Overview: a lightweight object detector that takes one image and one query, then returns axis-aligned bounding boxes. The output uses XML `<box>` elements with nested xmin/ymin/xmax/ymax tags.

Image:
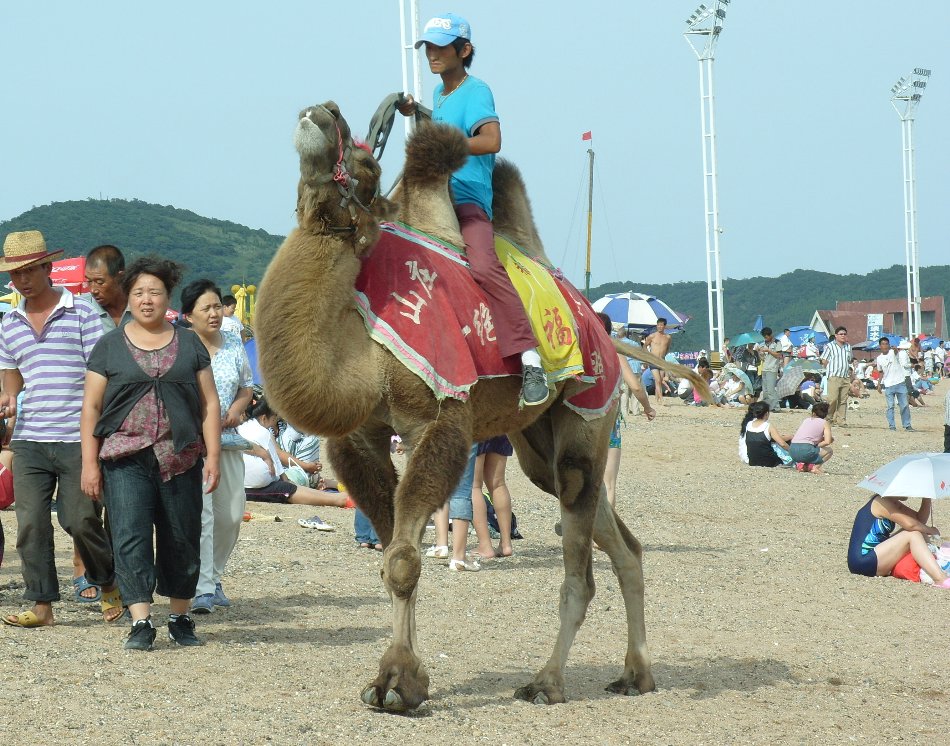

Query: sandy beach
<box><xmin>1</xmin><ymin>386</ymin><xmax>948</xmax><ymax>745</ymax></box>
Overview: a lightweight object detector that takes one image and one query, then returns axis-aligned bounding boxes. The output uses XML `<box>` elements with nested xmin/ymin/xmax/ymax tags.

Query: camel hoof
<box><xmin>384</xmin><ymin>689</ymin><xmax>407</xmax><ymax>712</ymax></box>
<box><xmin>514</xmin><ymin>684</ymin><xmax>566</xmax><ymax>705</ymax></box>
<box><xmin>360</xmin><ymin>686</ymin><xmax>380</xmax><ymax>707</ymax></box>
<box><xmin>606</xmin><ymin>672</ymin><xmax>656</xmax><ymax>696</ymax></box>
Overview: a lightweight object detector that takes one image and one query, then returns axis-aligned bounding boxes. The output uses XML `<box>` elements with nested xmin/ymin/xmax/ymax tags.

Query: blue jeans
<box><xmin>12</xmin><ymin>440</ymin><xmax>114</xmax><ymax>602</ymax></box>
<box><xmin>101</xmin><ymin>448</ymin><xmax>203</xmax><ymax>606</ymax></box>
<box><xmin>448</xmin><ymin>445</ymin><xmax>478</xmax><ymax>521</ymax></box>
<box><xmin>354</xmin><ymin>509</ymin><xmax>379</xmax><ymax>545</ymax></box>
<box><xmin>883</xmin><ymin>383</ymin><xmax>911</xmax><ymax>429</ymax></box>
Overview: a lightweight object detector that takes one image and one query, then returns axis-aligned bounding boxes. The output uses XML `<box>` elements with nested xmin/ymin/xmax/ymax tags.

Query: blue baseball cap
<box><xmin>414</xmin><ymin>13</ymin><xmax>471</xmax><ymax>49</ymax></box>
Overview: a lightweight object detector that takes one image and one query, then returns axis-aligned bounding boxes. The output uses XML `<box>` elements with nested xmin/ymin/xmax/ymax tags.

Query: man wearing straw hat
<box><xmin>0</xmin><ymin>230</ymin><xmax>122</xmax><ymax>627</ymax></box>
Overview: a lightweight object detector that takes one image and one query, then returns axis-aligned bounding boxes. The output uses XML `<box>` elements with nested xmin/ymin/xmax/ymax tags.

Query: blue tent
<box><xmin>753</xmin><ymin>314</ymin><xmax>765</xmax><ymax>332</ymax></box>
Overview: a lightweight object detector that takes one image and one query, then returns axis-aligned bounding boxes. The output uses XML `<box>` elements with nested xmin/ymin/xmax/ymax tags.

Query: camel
<box><xmin>255</xmin><ymin>102</ymin><xmax>708</xmax><ymax>712</ymax></box>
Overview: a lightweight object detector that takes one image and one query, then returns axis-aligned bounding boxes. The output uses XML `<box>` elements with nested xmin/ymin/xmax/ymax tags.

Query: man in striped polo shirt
<box><xmin>0</xmin><ymin>230</ymin><xmax>120</xmax><ymax>628</ymax></box>
<box><xmin>821</xmin><ymin>326</ymin><xmax>853</xmax><ymax>427</ymax></box>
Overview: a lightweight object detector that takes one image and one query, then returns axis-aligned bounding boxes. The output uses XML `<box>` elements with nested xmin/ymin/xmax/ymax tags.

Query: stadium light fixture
<box><xmin>684</xmin><ymin>1</ymin><xmax>732</xmax><ymax>353</ymax></box>
<box><xmin>890</xmin><ymin>67</ymin><xmax>930</xmax><ymax>338</ymax></box>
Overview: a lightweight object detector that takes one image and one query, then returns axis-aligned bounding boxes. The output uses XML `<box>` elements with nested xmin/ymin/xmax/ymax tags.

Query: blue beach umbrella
<box><xmin>730</xmin><ymin>331</ymin><xmax>765</xmax><ymax>347</ymax></box>
<box><xmin>592</xmin><ymin>292</ymin><xmax>689</xmax><ymax>333</ymax></box>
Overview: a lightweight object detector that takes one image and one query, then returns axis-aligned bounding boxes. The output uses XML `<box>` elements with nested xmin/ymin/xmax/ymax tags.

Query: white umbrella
<box><xmin>592</xmin><ymin>292</ymin><xmax>688</xmax><ymax>332</ymax></box>
<box><xmin>857</xmin><ymin>453</ymin><xmax>950</xmax><ymax>500</ymax></box>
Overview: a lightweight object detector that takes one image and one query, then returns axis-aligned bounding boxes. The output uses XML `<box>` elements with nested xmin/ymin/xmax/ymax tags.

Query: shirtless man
<box><xmin>644</xmin><ymin>317</ymin><xmax>672</xmax><ymax>402</ymax></box>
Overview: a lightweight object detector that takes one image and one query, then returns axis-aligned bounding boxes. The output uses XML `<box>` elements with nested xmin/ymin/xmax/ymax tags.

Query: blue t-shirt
<box><xmin>432</xmin><ymin>75</ymin><xmax>498</xmax><ymax>219</ymax></box>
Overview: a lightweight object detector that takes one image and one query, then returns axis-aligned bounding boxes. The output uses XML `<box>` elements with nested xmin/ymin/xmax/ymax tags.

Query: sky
<box><xmin>1</xmin><ymin>1</ymin><xmax>947</xmax><ymax>290</ymax></box>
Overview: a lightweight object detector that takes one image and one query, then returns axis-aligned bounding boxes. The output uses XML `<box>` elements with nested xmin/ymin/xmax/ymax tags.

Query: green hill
<box><xmin>2</xmin><ymin>199</ymin><xmax>945</xmax><ymax>348</ymax></box>
<box><xmin>589</xmin><ymin>265</ymin><xmax>950</xmax><ymax>351</ymax></box>
<box><xmin>0</xmin><ymin>199</ymin><xmax>282</xmax><ymax>294</ymax></box>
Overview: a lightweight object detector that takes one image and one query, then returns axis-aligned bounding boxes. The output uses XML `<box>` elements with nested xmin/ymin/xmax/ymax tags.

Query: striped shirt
<box><xmin>0</xmin><ymin>289</ymin><xmax>104</xmax><ymax>442</ymax></box>
<box><xmin>821</xmin><ymin>340</ymin><xmax>852</xmax><ymax>378</ymax></box>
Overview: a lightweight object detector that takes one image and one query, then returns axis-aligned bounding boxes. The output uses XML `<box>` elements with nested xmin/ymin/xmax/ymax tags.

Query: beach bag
<box><xmin>284</xmin><ymin>458</ymin><xmax>310</xmax><ymax>487</ymax></box>
<box><xmin>771</xmin><ymin>442</ymin><xmax>793</xmax><ymax>466</ymax></box>
<box><xmin>482</xmin><ymin>491</ymin><xmax>523</xmax><ymax>540</ymax></box>
<box><xmin>0</xmin><ymin>463</ymin><xmax>13</xmax><ymax>510</ymax></box>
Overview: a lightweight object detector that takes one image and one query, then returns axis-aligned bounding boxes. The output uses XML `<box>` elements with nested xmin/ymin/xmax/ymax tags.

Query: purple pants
<box><xmin>456</xmin><ymin>203</ymin><xmax>538</xmax><ymax>360</ymax></box>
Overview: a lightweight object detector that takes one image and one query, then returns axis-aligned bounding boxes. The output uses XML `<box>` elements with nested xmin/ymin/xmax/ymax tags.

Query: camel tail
<box><xmin>612</xmin><ymin>339</ymin><xmax>713</xmax><ymax>403</ymax></box>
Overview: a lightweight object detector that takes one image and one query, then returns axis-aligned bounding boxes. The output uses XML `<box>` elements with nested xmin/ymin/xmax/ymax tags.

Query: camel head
<box><xmin>294</xmin><ymin>101</ymin><xmax>397</xmax><ymax>251</ymax></box>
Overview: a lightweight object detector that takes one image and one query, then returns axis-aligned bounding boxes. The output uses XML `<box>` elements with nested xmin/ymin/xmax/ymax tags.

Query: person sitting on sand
<box><xmin>847</xmin><ymin>493</ymin><xmax>950</xmax><ymax>588</ymax></box>
<box><xmin>239</xmin><ymin>398</ymin><xmax>354</xmax><ymax>509</ymax></box>
<box><xmin>789</xmin><ymin>402</ymin><xmax>833</xmax><ymax>473</ymax></box>
<box><xmin>739</xmin><ymin>402</ymin><xmax>792</xmax><ymax>468</ymax></box>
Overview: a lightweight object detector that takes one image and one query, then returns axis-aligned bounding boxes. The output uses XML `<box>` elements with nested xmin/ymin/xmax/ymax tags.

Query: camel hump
<box><xmin>492</xmin><ymin>158</ymin><xmax>547</xmax><ymax>261</ymax></box>
<box><xmin>404</xmin><ymin>121</ymin><xmax>469</xmax><ymax>186</ymax></box>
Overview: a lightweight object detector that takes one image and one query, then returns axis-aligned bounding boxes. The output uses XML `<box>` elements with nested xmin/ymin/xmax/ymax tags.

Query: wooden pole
<box><xmin>585</xmin><ymin>147</ymin><xmax>594</xmax><ymax>297</ymax></box>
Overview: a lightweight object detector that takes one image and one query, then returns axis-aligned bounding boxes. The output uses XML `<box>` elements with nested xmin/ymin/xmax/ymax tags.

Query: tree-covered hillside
<box><xmin>589</xmin><ymin>265</ymin><xmax>950</xmax><ymax>351</ymax></box>
<box><xmin>0</xmin><ymin>199</ymin><xmax>282</xmax><ymax>293</ymax></box>
<box><xmin>2</xmin><ymin>199</ymin><xmax>945</xmax><ymax>349</ymax></box>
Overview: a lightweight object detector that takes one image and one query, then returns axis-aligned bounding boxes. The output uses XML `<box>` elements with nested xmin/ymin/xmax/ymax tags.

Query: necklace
<box><xmin>436</xmin><ymin>74</ymin><xmax>468</xmax><ymax>108</ymax></box>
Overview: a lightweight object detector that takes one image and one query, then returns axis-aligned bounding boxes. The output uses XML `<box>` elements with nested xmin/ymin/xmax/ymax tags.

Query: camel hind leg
<box><xmin>591</xmin><ymin>488</ymin><xmax>656</xmax><ymax>696</ymax></box>
<box><xmin>508</xmin><ymin>412</ymin><xmax>603</xmax><ymax>705</ymax></box>
<box><xmin>510</xmin><ymin>406</ymin><xmax>654</xmax><ymax>703</ymax></box>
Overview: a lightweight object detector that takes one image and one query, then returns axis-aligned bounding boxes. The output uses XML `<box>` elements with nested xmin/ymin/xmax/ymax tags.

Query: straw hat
<box><xmin>0</xmin><ymin>230</ymin><xmax>63</xmax><ymax>272</ymax></box>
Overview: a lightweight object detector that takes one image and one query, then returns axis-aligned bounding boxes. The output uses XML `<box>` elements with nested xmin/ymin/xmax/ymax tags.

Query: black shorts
<box><xmin>477</xmin><ymin>435</ymin><xmax>513</xmax><ymax>457</ymax></box>
<box><xmin>245</xmin><ymin>479</ymin><xmax>298</xmax><ymax>503</ymax></box>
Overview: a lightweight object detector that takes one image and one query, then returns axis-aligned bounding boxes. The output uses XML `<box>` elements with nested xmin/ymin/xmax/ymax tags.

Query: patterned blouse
<box><xmin>99</xmin><ymin>333</ymin><xmax>204</xmax><ymax>482</ymax></box>
<box><xmin>211</xmin><ymin>331</ymin><xmax>254</xmax><ymax>441</ymax></box>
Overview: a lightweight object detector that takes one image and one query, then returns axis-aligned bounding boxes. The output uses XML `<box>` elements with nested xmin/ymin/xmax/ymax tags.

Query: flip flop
<box><xmin>100</xmin><ymin>587</ymin><xmax>128</xmax><ymax>624</ymax></box>
<box><xmin>73</xmin><ymin>575</ymin><xmax>101</xmax><ymax>604</ymax></box>
<box><xmin>3</xmin><ymin>611</ymin><xmax>52</xmax><ymax>628</ymax></box>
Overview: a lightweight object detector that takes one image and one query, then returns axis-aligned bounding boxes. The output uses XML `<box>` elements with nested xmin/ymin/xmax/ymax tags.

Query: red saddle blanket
<box><xmin>353</xmin><ymin>222</ymin><xmax>619</xmax><ymax>419</ymax></box>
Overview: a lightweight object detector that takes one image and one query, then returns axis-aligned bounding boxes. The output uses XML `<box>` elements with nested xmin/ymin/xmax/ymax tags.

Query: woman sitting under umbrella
<box><xmin>847</xmin><ymin>454</ymin><xmax>950</xmax><ymax>587</ymax></box>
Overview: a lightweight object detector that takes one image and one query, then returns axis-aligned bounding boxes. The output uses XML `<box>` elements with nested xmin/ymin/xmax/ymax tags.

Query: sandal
<box><xmin>3</xmin><ymin>610</ymin><xmax>53</xmax><ymax>628</ymax></box>
<box><xmin>100</xmin><ymin>587</ymin><xmax>127</xmax><ymax>624</ymax></box>
<box><xmin>72</xmin><ymin>575</ymin><xmax>101</xmax><ymax>604</ymax></box>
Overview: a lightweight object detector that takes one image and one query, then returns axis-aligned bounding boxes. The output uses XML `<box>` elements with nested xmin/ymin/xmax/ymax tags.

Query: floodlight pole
<box><xmin>890</xmin><ymin>68</ymin><xmax>929</xmax><ymax>339</ymax></box>
<box><xmin>398</xmin><ymin>0</ymin><xmax>424</xmax><ymax>136</ymax></box>
<box><xmin>684</xmin><ymin>1</ymin><xmax>729</xmax><ymax>354</ymax></box>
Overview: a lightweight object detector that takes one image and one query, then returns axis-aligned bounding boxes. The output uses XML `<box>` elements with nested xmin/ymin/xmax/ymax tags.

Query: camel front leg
<box><xmin>360</xmin><ymin>414</ymin><xmax>470</xmax><ymax>713</ymax></box>
<box><xmin>591</xmin><ymin>489</ymin><xmax>656</xmax><ymax>696</ymax></box>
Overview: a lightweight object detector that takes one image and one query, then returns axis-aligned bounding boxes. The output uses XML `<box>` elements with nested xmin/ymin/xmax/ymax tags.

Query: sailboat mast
<box><xmin>585</xmin><ymin>147</ymin><xmax>594</xmax><ymax>297</ymax></box>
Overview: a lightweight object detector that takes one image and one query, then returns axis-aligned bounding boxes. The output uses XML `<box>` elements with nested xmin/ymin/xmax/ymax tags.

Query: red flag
<box><xmin>581</xmin><ymin>130</ymin><xmax>592</xmax><ymax>141</ymax></box>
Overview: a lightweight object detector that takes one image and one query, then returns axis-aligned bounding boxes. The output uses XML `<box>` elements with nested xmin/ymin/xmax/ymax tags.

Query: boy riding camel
<box><xmin>399</xmin><ymin>12</ymin><xmax>548</xmax><ymax>406</ymax></box>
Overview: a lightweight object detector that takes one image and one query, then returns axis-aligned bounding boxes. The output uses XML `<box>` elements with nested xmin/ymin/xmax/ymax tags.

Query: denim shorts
<box><xmin>789</xmin><ymin>442</ymin><xmax>823</xmax><ymax>465</ymax></box>
<box><xmin>448</xmin><ymin>445</ymin><xmax>478</xmax><ymax>521</ymax></box>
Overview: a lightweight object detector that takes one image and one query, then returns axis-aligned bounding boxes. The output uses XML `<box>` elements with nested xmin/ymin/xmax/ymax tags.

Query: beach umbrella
<box><xmin>785</xmin><ymin>358</ymin><xmax>823</xmax><ymax>373</ymax></box>
<box><xmin>857</xmin><ymin>453</ymin><xmax>950</xmax><ymax>500</ymax></box>
<box><xmin>721</xmin><ymin>364</ymin><xmax>753</xmax><ymax>393</ymax></box>
<box><xmin>730</xmin><ymin>331</ymin><xmax>764</xmax><ymax>347</ymax></box>
<box><xmin>591</xmin><ymin>292</ymin><xmax>688</xmax><ymax>332</ymax></box>
<box><xmin>786</xmin><ymin>326</ymin><xmax>818</xmax><ymax>346</ymax></box>
<box><xmin>776</xmin><ymin>367</ymin><xmax>806</xmax><ymax>398</ymax></box>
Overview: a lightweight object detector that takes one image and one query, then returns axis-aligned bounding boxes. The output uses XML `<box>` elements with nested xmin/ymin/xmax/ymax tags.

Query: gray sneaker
<box><xmin>521</xmin><ymin>365</ymin><xmax>550</xmax><ymax>406</ymax></box>
<box><xmin>167</xmin><ymin>614</ymin><xmax>203</xmax><ymax>646</ymax></box>
<box><xmin>125</xmin><ymin>618</ymin><xmax>156</xmax><ymax>651</ymax></box>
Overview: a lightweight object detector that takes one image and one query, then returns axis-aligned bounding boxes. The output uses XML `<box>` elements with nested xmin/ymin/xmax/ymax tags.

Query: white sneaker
<box><xmin>448</xmin><ymin>556</ymin><xmax>481</xmax><ymax>572</ymax></box>
<box><xmin>424</xmin><ymin>545</ymin><xmax>449</xmax><ymax>559</ymax></box>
